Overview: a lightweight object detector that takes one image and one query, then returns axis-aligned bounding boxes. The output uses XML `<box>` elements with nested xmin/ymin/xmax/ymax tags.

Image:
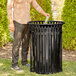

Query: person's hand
<box><xmin>9</xmin><ymin>19</ymin><xmax>15</xmax><ymax>32</ymax></box>
<box><xmin>9</xmin><ymin>23</ymin><xmax>14</xmax><ymax>32</ymax></box>
<box><xmin>40</xmin><ymin>10</ymin><xmax>50</xmax><ymax>18</ymax></box>
<box><xmin>45</xmin><ymin>13</ymin><xmax>50</xmax><ymax>18</ymax></box>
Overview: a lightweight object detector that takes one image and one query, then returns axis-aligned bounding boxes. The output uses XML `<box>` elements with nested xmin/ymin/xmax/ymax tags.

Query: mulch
<box><xmin>0</xmin><ymin>42</ymin><xmax>76</xmax><ymax>62</ymax></box>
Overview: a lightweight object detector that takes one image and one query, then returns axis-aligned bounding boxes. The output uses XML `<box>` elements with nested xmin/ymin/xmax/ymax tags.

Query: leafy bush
<box><xmin>30</xmin><ymin>0</ymin><xmax>52</xmax><ymax>21</ymax></box>
<box><xmin>0</xmin><ymin>0</ymin><xmax>10</xmax><ymax>46</ymax></box>
<box><xmin>62</xmin><ymin>0</ymin><xmax>76</xmax><ymax>50</ymax></box>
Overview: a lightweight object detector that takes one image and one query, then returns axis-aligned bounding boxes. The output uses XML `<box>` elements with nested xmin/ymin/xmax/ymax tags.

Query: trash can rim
<box><xmin>28</xmin><ymin>21</ymin><xmax>65</xmax><ymax>25</ymax></box>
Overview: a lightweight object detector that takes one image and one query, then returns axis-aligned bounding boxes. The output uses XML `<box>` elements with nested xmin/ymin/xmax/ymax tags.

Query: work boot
<box><xmin>11</xmin><ymin>65</ymin><xmax>24</xmax><ymax>73</ymax></box>
<box><xmin>22</xmin><ymin>63</ymin><xmax>30</xmax><ymax>67</ymax></box>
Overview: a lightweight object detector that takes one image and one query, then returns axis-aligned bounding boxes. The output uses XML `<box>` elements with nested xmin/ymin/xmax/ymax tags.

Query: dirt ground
<box><xmin>0</xmin><ymin>42</ymin><xmax>76</xmax><ymax>62</ymax></box>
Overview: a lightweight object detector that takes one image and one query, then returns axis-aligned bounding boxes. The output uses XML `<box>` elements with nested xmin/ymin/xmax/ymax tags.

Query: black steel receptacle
<box><xmin>28</xmin><ymin>21</ymin><xmax>64</xmax><ymax>74</ymax></box>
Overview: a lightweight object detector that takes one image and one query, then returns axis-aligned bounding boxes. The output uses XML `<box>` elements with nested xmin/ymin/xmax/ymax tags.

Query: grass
<box><xmin>0</xmin><ymin>59</ymin><xmax>76</xmax><ymax>76</ymax></box>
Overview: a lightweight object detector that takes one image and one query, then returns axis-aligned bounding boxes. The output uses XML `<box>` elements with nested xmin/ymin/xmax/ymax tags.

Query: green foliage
<box><xmin>9</xmin><ymin>37</ymin><xmax>14</xmax><ymax>43</ymax></box>
<box><xmin>62</xmin><ymin>0</ymin><xmax>76</xmax><ymax>50</ymax></box>
<box><xmin>30</xmin><ymin>0</ymin><xmax>52</xmax><ymax>21</ymax></box>
<box><xmin>0</xmin><ymin>0</ymin><xmax>10</xmax><ymax>46</ymax></box>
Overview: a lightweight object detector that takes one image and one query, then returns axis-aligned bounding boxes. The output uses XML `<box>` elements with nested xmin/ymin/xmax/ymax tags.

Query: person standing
<box><xmin>7</xmin><ymin>0</ymin><xmax>50</xmax><ymax>72</ymax></box>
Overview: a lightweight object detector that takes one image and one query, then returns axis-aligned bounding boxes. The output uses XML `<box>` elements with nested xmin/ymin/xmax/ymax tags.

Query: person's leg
<box><xmin>21</xmin><ymin>24</ymin><xmax>30</xmax><ymax>65</ymax></box>
<box><xmin>12</xmin><ymin>21</ymin><xmax>24</xmax><ymax>67</ymax></box>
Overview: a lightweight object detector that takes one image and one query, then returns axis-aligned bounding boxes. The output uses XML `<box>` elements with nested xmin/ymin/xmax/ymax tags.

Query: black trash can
<box><xmin>28</xmin><ymin>21</ymin><xmax>64</xmax><ymax>74</ymax></box>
